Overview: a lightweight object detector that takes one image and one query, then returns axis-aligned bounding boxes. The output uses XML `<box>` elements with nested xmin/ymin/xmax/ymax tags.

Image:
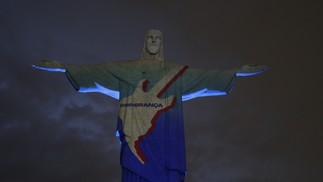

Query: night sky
<box><xmin>1</xmin><ymin>0</ymin><xmax>322</xmax><ymax>181</ymax></box>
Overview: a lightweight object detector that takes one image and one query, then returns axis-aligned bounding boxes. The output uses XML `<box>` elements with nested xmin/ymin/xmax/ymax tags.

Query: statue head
<box><xmin>141</xmin><ymin>29</ymin><xmax>164</xmax><ymax>61</ymax></box>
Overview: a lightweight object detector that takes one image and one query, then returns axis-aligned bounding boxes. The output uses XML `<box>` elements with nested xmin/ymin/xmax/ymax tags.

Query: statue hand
<box><xmin>236</xmin><ymin>64</ymin><xmax>268</xmax><ymax>77</ymax></box>
<box><xmin>32</xmin><ymin>59</ymin><xmax>66</xmax><ymax>72</ymax></box>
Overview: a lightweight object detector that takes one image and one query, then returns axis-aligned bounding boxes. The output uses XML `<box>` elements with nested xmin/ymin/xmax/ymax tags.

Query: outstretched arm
<box><xmin>181</xmin><ymin>64</ymin><xmax>268</xmax><ymax>101</ymax></box>
<box><xmin>32</xmin><ymin>59</ymin><xmax>66</xmax><ymax>72</ymax></box>
<box><xmin>236</xmin><ymin>64</ymin><xmax>268</xmax><ymax>77</ymax></box>
<box><xmin>32</xmin><ymin>59</ymin><xmax>120</xmax><ymax>99</ymax></box>
<box><xmin>181</xmin><ymin>68</ymin><xmax>237</xmax><ymax>101</ymax></box>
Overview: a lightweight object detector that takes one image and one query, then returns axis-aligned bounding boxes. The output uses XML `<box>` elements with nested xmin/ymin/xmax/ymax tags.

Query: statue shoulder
<box><xmin>164</xmin><ymin>60</ymin><xmax>188</xmax><ymax>69</ymax></box>
<box><xmin>81</xmin><ymin>60</ymin><xmax>136</xmax><ymax>68</ymax></box>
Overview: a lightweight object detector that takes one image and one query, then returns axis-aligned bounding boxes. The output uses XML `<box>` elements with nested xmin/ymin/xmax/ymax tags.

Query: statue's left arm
<box><xmin>180</xmin><ymin>68</ymin><xmax>236</xmax><ymax>101</ymax></box>
<box><xmin>180</xmin><ymin>64</ymin><xmax>268</xmax><ymax>101</ymax></box>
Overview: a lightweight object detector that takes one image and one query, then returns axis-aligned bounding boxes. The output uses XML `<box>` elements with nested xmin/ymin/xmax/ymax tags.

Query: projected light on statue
<box><xmin>33</xmin><ymin>29</ymin><xmax>267</xmax><ymax>182</ymax></box>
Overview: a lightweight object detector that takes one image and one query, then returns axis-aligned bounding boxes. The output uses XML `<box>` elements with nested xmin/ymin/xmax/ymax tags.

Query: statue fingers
<box><xmin>32</xmin><ymin>60</ymin><xmax>66</xmax><ymax>72</ymax></box>
<box><xmin>236</xmin><ymin>64</ymin><xmax>268</xmax><ymax>77</ymax></box>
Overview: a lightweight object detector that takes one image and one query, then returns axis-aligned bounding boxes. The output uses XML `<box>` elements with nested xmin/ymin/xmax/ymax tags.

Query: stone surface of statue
<box><xmin>33</xmin><ymin>29</ymin><xmax>267</xmax><ymax>182</ymax></box>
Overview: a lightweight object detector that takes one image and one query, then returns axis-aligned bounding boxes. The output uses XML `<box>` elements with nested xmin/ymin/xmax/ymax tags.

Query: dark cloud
<box><xmin>0</xmin><ymin>0</ymin><xmax>322</xmax><ymax>181</ymax></box>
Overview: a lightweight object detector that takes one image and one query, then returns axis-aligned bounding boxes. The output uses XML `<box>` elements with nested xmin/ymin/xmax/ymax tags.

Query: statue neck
<box><xmin>141</xmin><ymin>52</ymin><xmax>164</xmax><ymax>61</ymax></box>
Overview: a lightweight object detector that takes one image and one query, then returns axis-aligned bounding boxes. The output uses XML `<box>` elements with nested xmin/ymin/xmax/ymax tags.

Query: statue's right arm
<box><xmin>33</xmin><ymin>60</ymin><xmax>120</xmax><ymax>98</ymax></box>
<box><xmin>32</xmin><ymin>60</ymin><xmax>66</xmax><ymax>72</ymax></box>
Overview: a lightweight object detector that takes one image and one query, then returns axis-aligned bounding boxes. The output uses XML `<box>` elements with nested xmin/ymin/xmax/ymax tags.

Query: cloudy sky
<box><xmin>0</xmin><ymin>0</ymin><xmax>322</xmax><ymax>181</ymax></box>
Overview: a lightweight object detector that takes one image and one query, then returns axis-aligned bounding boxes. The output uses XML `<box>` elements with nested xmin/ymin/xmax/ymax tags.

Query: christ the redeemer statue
<box><xmin>33</xmin><ymin>29</ymin><xmax>267</xmax><ymax>182</ymax></box>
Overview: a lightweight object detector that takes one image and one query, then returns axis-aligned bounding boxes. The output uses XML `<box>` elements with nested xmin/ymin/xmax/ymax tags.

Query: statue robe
<box><xmin>63</xmin><ymin>60</ymin><xmax>236</xmax><ymax>182</ymax></box>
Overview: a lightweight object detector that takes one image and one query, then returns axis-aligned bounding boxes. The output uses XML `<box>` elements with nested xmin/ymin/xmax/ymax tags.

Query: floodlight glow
<box><xmin>32</xmin><ymin>64</ymin><xmax>66</xmax><ymax>72</ymax></box>
<box><xmin>77</xmin><ymin>82</ymin><xmax>120</xmax><ymax>99</ymax></box>
<box><xmin>236</xmin><ymin>68</ymin><xmax>268</xmax><ymax>77</ymax></box>
<box><xmin>182</xmin><ymin>88</ymin><xmax>227</xmax><ymax>101</ymax></box>
<box><xmin>94</xmin><ymin>83</ymin><xmax>120</xmax><ymax>99</ymax></box>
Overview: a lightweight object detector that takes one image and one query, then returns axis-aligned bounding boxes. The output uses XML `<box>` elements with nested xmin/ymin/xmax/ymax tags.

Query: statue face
<box><xmin>145</xmin><ymin>30</ymin><xmax>162</xmax><ymax>55</ymax></box>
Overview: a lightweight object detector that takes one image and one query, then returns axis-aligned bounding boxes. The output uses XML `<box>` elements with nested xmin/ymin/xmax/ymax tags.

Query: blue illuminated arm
<box><xmin>32</xmin><ymin>60</ymin><xmax>120</xmax><ymax>99</ymax></box>
<box><xmin>181</xmin><ymin>64</ymin><xmax>268</xmax><ymax>101</ymax></box>
<box><xmin>181</xmin><ymin>68</ymin><xmax>237</xmax><ymax>101</ymax></box>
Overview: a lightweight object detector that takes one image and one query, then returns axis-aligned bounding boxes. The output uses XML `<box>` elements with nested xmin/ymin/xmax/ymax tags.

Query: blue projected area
<box><xmin>78</xmin><ymin>83</ymin><xmax>120</xmax><ymax>100</ymax></box>
<box><xmin>80</xmin><ymin>85</ymin><xmax>227</xmax><ymax>101</ymax></box>
<box><xmin>182</xmin><ymin>88</ymin><xmax>227</xmax><ymax>101</ymax></box>
<box><xmin>32</xmin><ymin>64</ymin><xmax>66</xmax><ymax>72</ymax></box>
